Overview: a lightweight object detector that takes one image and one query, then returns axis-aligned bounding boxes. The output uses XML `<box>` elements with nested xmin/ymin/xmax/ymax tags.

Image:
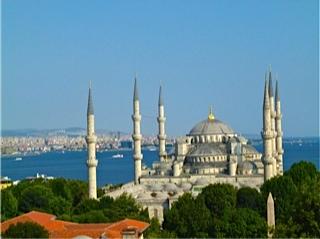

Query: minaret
<box><xmin>267</xmin><ymin>192</ymin><xmax>275</xmax><ymax>238</ymax></box>
<box><xmin>262</xmin><ymin>76</ymin><xmax>274</xmax><ymax>181</ymax></box>
<box><xmin>86</xmin><ymin>82</ymin><xmax>98</xmax><ymax>199</ymax></box>
<box><xmin>275</xmin><ymin>80</ymin><xmax>284</xmax><ymax>175</ymax></box>
<box><xmin>157</xmin><ymin>85</ymin><xmax>167</xmax><ymax>162</ymax></box>
<box><xmin>132</xmin><ymin>78</ymin><xmax>143</xmax><ymax>184</ymax></box>
<box><xmin>268</xmin><ymin>69</ymin><xmax>277</xmax><ymax>175</ymax></box>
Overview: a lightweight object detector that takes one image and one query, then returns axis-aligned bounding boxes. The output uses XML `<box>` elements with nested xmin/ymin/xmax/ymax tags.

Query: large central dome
<box><xmin>188</xmin><ymin>118</ymin><xmax>235</xmax><ymax>136</ymax></box>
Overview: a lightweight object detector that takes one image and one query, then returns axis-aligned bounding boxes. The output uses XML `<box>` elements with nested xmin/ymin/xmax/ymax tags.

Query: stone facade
<box><xmin>102</xmin><ymin>68</ymin><xmax>283</xmax><ymax>223</ymax></box>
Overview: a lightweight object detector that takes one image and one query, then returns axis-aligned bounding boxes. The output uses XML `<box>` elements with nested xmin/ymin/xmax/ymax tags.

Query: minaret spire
<box><xmin>157</xmin><ymin>84</ymin><xmax>167</xmax><ymax>162</ymax></box>
<box><xmin>86</xmin><ymin>82</ymin><xmax>98</xmax><ymax>199</ymax></box>
<box><xmin>262</xmin><ymin>73</ymin><xmax>274</xmax><ymax>181</ymax></box>
<box><xmin>275</xmin><ymin>79</ymin><xmax>284</xmax><ymax>175</ymax></box>
<box><xmin>133</xmin><ymin>77</ymin><xmax>139</xmax><ymax>101</ymax></box>
<box><xmin>268</xmin><ymin>69</ymin><xmax>277</xmax><ymax>175</ymax></box>
<box><xmin>132</xmin><ymin>77</ymin><xmax>143</xmax><ymax>184</ymax></box>
<box><xmin>87</xmin><ymin>81</ymin><xmax>94</xmax><ymax>116</ymax></box>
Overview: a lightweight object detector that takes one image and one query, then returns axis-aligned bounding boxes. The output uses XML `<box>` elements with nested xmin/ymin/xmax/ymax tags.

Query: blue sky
<box><xmin>2</xmin><ymin>0</ymin><xmax>319</xmax><ymax>137</ymax></box>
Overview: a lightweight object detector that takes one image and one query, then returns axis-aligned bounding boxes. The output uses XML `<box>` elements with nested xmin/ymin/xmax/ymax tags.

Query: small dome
<box><xmin>148</xmin><ymin>184</ymin><xmax>163</xmax><ymax>191</ymax></box>
<box><xmin>180</xmin><ymin>182</ymin><xmax>192</xmax><ymax>191</ymax></box>
<box><xmin>238</xmin><ymin>161</ymin><xmax>256</xmax><ymax>171</ymax></box>
<box><xmin>188</xmin><ymin>119</ymin><xmax>234</xmax><ymax>136</ymax></box>
<box><xmin>156</xmin><ymin>191</ymin><xmax>169</xmax><ymax>199</ymax></box>
<box><xmin>194</xmin><ymin>178</ymin><xmax>209</xmax><ymax>186</ymax></box>
<box><xmin>164</xmin><ymin>183</ymin><xmax>178</xmax><ymax>192</ymax></box>
<box><xmin>138</xmin><ymin>192</ymin><xmax>153</xmax><ymax>200</ymax></box>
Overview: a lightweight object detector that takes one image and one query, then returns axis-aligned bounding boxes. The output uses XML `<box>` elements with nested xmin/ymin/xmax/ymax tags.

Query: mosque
<box><xmin>85</xmin><ymin>67</ymin><xmax>284</xmax><ymax>222</ymax></box>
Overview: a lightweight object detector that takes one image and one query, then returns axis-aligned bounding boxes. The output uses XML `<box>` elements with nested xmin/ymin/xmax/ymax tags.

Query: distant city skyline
<box><xmin>3</xmin><ymin>0</ymin><xmax>319</xmax><ymax>137</ymax></box>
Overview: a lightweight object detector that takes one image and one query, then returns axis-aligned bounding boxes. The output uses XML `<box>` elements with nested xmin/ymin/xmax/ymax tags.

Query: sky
<box><xmin>2</xmin><ymin>0</ymin><xmax>319</xmax><ymax>137</ymax></box>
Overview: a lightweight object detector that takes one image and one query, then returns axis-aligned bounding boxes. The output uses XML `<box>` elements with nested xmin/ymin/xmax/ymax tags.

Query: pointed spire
<box><xmin>275</xmin><ymin>79</ymin><xmax>280</xmax><ymax>102</ymax></box>
<box><xmin>133</xmin><ymin>77</ymin><xmax>139</xmax><ymax>101</ymax></box>
<box><xmin>158</xmin><ymin>85</ymin><xmax>163</xmax><ymax>106</ymax></box>
<box><xmin>268</xmin><ymin>70</ymin><xmax>273</xmax><ymax>97</ymax></box>
<box><xmin>267</xmin><ymin>192</ymin><xmax>274</xmax><ymax>204</ymax></box>
<box><xmin>264</xmin><ymin>74</ymin><xmax>270</xmax><ymax>108</ymax></box>
<box><xmin>87</xmin><ymin>81</ymin><xmax>94</xmax><ymax>115</ymax></box>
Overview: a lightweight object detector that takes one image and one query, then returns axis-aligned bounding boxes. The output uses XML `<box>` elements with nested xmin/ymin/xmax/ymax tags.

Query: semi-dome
<box><xmin>188</xmin><ymin>118</ymin><xmax>235</xmax><ymax>136</ymax></box>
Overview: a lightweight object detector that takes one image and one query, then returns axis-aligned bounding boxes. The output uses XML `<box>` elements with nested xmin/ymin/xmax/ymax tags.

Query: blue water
<box><xmin>1</xmin><ymin>141</ymin><xmax>319</xmax><ymax>187</ymax></box>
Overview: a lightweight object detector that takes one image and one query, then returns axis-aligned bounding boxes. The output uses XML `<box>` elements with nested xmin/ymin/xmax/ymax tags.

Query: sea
<box><xmin>1</xmin><ymin>139</ymin><xmax>319</xmax><ymax>187</ymax></box>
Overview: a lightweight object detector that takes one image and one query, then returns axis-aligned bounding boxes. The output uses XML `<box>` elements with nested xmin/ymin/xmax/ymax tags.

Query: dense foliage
<box><xmin>163</xmin><ymin>184</ymin><xmax>267</xmax><ymax>238</ymax></box>
<box><xmin>1</xmin><ymin>178</ymin><xmax>148</xmax><ymax>225</ymax></box>
<box><xmin>161</xmin><ymin>161</ymin><xmax>319</xmax><ymax>238</ymax></box>
<box><xmin>1</xmin><ymin>161</ymin><xmax>319</xmax><ymax>238</ymax></box>
<box><xmin>2</xmin><ymin>222</ymin><xmax>49</xmax><ymax>238</ymax></box>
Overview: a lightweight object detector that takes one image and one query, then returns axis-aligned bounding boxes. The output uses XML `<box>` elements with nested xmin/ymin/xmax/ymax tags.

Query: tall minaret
<box><xmin>86</xmin><ymin>82</ymin><xmax>98</xmax><ymax>199</ymax></box>
<box><xmin>262</xmin><ymin>76</ymin><xmax>274</xmax><ymax>181</ymax></box>
<box><xmin>157</xmin><ymin>85</ymin><xmax>167</xmax><ymax>162</ymax></box>
<box><xmin>132</xmin><ymin>78</ymin><xmax>143</xmax><ymax>184</ymax></box>
<box><xmin>275</xmin><ymin>80</ymin><xmax>284</xmax><ymax>175</ymax></box>
<box><xmin>268</xmin><ymin>69</ymin><xmax>277</xmax><ymax>175</ymax></box>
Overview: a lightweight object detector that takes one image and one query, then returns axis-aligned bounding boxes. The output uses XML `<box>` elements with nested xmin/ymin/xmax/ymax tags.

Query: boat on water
<box><xmin>112</xmin><ymin>154</ymin><xmax>124</xmax><ymax>159</ymax></box>
<box><xmin>15</xmin><ymin>157</ymin><xmax>22</xmax><ymax>161</ymax></box>
<box><xmin>145</xmin><ymin>146</ymin><xmax>157</xmax><ymax>151</ymax></box>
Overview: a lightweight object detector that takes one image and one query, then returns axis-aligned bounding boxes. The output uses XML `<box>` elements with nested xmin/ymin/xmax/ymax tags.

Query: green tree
<box><xmin>73</xmin><ymin>198</ymin><xmax>100</xmax><ymax>214</ymax></box>
<box><xmin>99</xmin><ymin>195</ymin><xmax>114</xmax><ymax>209</ymax></box>
<box><xmin>290</xmin><ymin>175</ymin><xmax>320</xmax><ymax>237</ymax></box>
<box><xmin>144</xmin><ymin>218</ymin><xmax>161</xmax><ymax>238</ymax></box>
<box><xmin>198</xmin><ymin>183</ymin><xmax>237</xmax><ymax>217</ymax></box>
<box><xmin>286</xmin><ymin>161</ymin><xmax>318</xmax><ymax>186</ymax></box>
<box><xmin>260</xmin><ymin>175</ymin><xmax>297</xmax><ymax>221</ymax></box>
<box><xmin>19</xmin><ymin>185</ymin><xmax>54</xmax><ymax>213</ymax></box>
<box><xmin>1</xmin><ymin>189</ymin><xmax>18</xmax><ymax>221</ymax></box>
<box><xmin>49</xmin><ymin>178</ymin><xmax>72</xmax><ymax>201</ymax></box>
<box><xmin>72</xmin><ymin>210</ymin><xmax>107</xmax><ymax>223</ymax></box>
<box><xmin>210</xmin><ymin>208</ymin><xmax>267</xmax><ymax>238</ymax></box>
<box><xmin>67</xmin><ymin>180</ymin><xmax>88</xmax><ymax>207</ymax></box>
<box><xmin>237</xmin><ymin>187</ymin><xmax>264</xmax><ymax>215</ymax></box>
<box><xmin>163</xmin><ymin>193</ymin><xmax>211</xmax><ymax>238</ymax></box>
<box><xmin>2</xmin><ymin>221</ymin><xmax>49</xmax><ymax>238</ymax></box>
<box><xmin>50</xmin><ymin>196</ymin><xmax>72</xmax><ymax>216</ymax></box>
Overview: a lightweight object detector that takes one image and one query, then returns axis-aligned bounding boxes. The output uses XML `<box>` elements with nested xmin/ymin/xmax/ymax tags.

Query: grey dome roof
<box><xmin>238</xmin><ymin>161</ymin><xmax>255</xmax><ymax>170</ymax></box>
<box><xmin>194</xmin><ymin>178</ymin><xmax>209</xmax><ymax>186</ymax></box>
<box><xmin>187</xmin><ymin>143</ymin><xmax>227</xmax><ymax>157</ymax></box>
<box><xmin>188</xmin><ymin>119</ymin><xmax>235</xmax><ymax>136</ymax></box>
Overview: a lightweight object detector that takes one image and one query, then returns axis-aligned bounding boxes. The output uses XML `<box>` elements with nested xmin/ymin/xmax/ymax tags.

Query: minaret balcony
<box><xmin>157</xmin><ymin>134</ymin><xmax>167</xmax><ymax>140</ymax></box>
<box><xmin>133</xmin><ymin>154</ymin><xmax>143</xmax><ymax>161</ymax></box>
<box><xmin>132</xmin><ymin>114</ymin><xmax>141</xmax><ymax>121</ymax></box>
<box><xmin>132</xmin><ymin>134</ymin><xmax>142</xmax><ymax>140</ymax></box>
<box><xmin>261</xmin><ymin>131</ymin><xmax>273</xmax><ymax>139</ymax></box>
<box><xmin>87</xmin><ymin>160</ymin><xmax>98</xmax><ymax>167</ymax></box>
<box><xmin>86</xmin><ymin>135</ymin><xmax>97</xmax><ymax>144</ymax></box>
<box><xmin>262</xmin><ymin>155</ymin><xmax>274</xmax><ymax>164</ymax></box>
<box><xmin>157</xmin><ymin>117</ymin><xmax>166</xmax><ymax>123</ymax></box>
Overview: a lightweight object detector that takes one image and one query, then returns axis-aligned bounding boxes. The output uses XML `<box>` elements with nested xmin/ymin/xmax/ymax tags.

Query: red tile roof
<box><xmin>0</xmin><ymin>211</ymin><xmax>149</xmax><ymax>239</ymax></box>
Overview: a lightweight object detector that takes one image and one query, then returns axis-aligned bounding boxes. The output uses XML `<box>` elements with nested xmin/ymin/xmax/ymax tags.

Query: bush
<box><xmin>2</xmin><ymin>221</ymin><xmax>49</xmax><ymax>238</ymax></box>
<box><xmin>1</xmin><ymin>189</ymin><xmax>18</xmax><ymax>221</ymax></box>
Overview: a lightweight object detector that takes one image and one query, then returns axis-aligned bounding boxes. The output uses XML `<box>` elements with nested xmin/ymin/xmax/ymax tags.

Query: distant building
<box><xmin>86</xmin><ymin>67</ymin><xmax>284</xmax><ymax>223</ymax></box>
<box><xmin>0</xmin><ymin>211</ymin><xmax>149</xmax><ymax>239</ymax></box>
<box><xmin>0</xmin><ymin>176</ymin><xmax>12</xmax><ymax>190</ymax></box>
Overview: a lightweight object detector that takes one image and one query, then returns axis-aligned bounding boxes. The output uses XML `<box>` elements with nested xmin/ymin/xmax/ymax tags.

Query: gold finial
<box><xmin>208</xmin><ymin>106</ymin><xmax>215</xmax><ymax>121</ymax></box>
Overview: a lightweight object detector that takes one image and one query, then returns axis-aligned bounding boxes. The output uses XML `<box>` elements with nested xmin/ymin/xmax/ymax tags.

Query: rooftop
<box><xmin>0</xmin><ymin>211</ymin><xmax>149</xmax><ymax>239</ymax></box>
